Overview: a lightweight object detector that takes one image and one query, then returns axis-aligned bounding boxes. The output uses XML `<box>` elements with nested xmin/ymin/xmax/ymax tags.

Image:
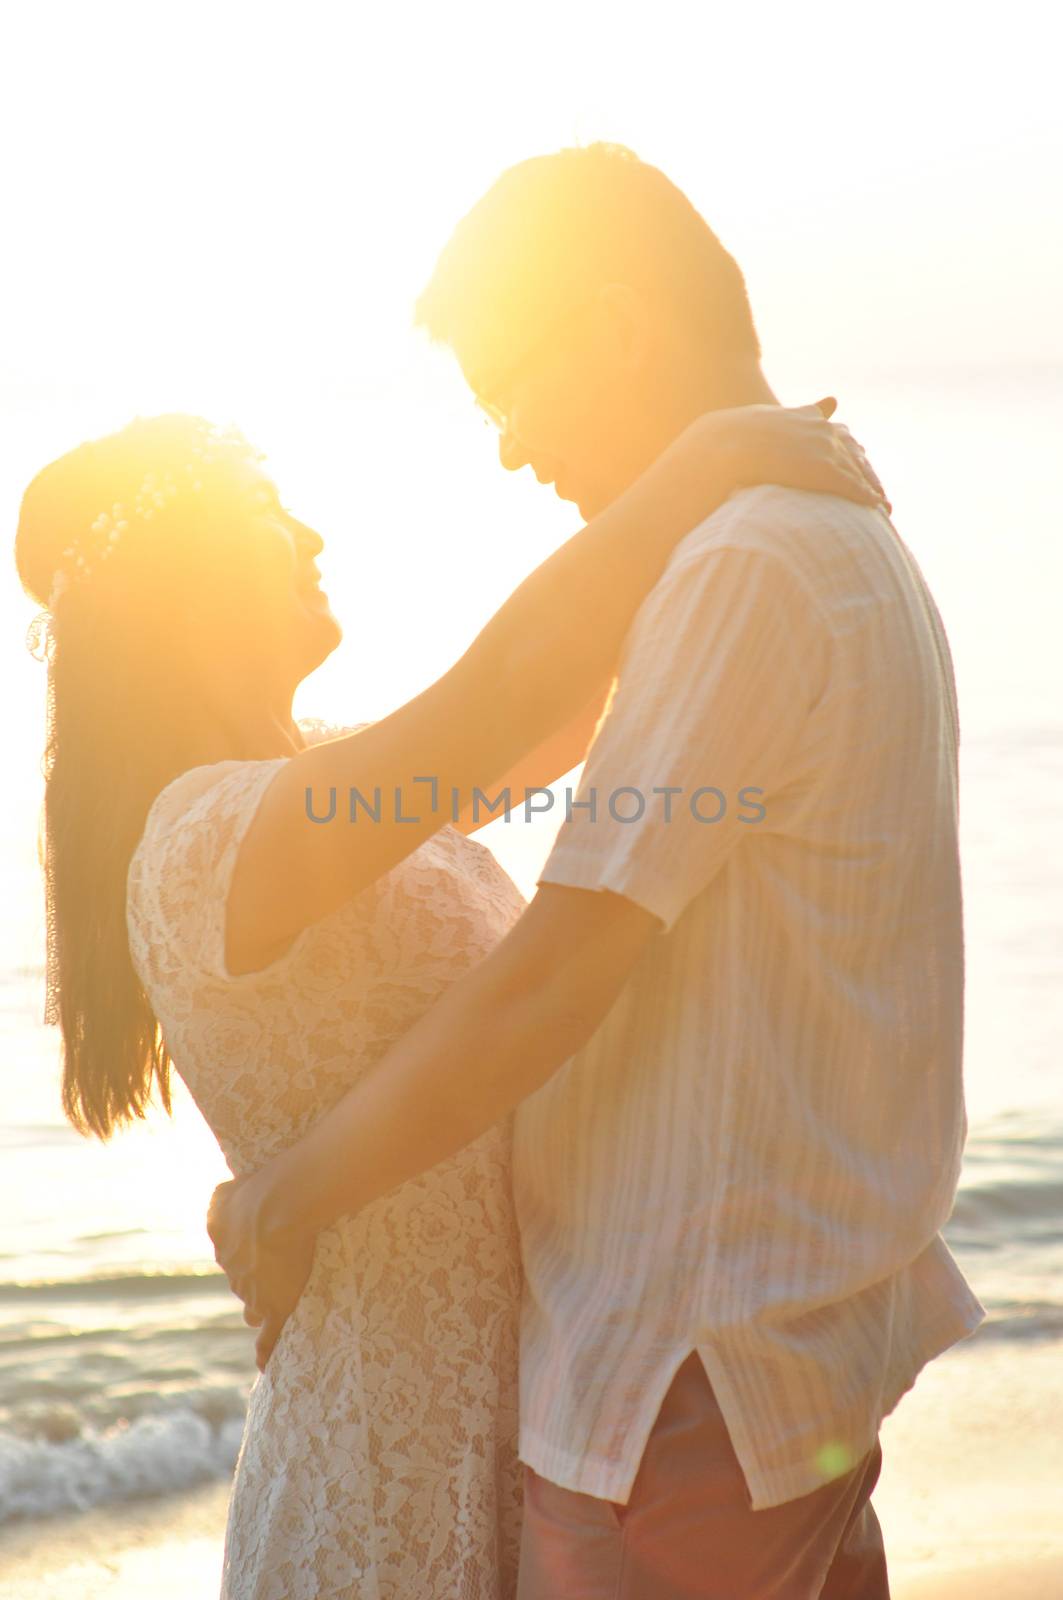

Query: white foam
<box><xmin>0</xmin><ymin>1407</ymin><xmax>243</xmax><ymax>1522</ymax></box>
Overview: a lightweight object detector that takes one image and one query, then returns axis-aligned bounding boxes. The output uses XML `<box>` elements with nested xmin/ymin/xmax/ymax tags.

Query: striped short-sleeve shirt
<box><xmin>516</xmin><ymin>485</ymin><xmax>986</xmax><ymax>1512</ymax></box>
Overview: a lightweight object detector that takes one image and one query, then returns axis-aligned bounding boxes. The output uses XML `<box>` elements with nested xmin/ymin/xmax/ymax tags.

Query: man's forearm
<box><xmin>258</xmin><ymin>945</ymin><xmax>593</xmax><ymax>1240</ymax></box>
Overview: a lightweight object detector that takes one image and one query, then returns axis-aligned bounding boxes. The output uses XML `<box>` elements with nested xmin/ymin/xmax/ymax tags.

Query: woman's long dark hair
<box><xmin>16</xmin><ymin>415</ymin><xmax>264</xmax><ymax>1139</ymax></box>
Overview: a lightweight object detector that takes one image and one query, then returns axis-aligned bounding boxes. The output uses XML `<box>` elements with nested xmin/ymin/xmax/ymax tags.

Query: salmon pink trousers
<box><xmin>516</xmin><ymin>1352</ymin><xmax>891</xmax><ymax>1599</ymax></box>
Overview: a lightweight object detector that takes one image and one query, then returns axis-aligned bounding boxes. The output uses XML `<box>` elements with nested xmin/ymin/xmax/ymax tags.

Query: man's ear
<box><xmin>593</xmin><ymin>283</ymin><xmax>650</xmax><ymax>376</ymax></box>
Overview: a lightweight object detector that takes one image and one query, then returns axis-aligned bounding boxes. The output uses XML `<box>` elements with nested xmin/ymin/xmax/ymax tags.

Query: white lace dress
<box><xmin>125</xmin><ymin>721</ymin><xmax>528</xmax><ymax>1600</ymax></box>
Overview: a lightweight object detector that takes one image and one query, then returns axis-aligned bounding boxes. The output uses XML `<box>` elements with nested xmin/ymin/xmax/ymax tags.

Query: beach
<box><xmin>3</xmin><ymin>1336</ymin><xmax>1062</xmax><ymax>1598</ymax></box>
<box><xmin>0</xmin><ymin>1479</ymin><xmax>229</xmax><ymax>1598</ymax></box>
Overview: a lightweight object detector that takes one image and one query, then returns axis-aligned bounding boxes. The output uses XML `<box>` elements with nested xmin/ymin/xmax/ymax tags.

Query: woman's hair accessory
<box><xmin>44</xmin><ymin>423</ymin><xmax>251</xmax><ymax>612</ymax></box>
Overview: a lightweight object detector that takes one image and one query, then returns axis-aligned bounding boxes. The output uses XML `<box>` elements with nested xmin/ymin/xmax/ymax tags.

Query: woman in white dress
<box><xmin>16</xmin><ymin>406</ymin><xmax>881</xmax><ymax>1599</ymax></box>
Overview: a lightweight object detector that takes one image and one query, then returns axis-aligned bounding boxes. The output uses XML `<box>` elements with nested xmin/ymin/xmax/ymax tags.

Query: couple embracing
<box><xmin>18</xmin><ymin>142</ymin><xmax>983</xmax><ymax>1598</ymax></box>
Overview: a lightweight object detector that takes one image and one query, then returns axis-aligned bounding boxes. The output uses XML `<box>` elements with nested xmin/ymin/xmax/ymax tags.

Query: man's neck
<box><xmin>672</xmin><ymin>357</ymin><xmax>779</xmax><ymax>427</ymax></box>
<box><xmin>607</xmin><ymin>358</ymin><xmax>780</xmax><ymax>505</ymax></box>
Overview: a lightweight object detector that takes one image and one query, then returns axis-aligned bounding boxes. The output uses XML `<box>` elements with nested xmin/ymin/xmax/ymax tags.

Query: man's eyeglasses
<box><xmin>473</xmin><ymin>296</ymin><xmax>592</xmax><ymax>432</ymax></box>
<box><xmin>474</xmin><ymin>389</ymin><xmax>509</xmax><ymax>431</ymax></box>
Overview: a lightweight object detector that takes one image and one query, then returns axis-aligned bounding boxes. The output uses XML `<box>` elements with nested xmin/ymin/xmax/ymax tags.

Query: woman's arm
<box><xmin>227</xmin><ymin>399</ymin><xmax>881</xmax><ymax>973</ymax></box>
<box><xmin>451</xmin><ymin>675</ymin><xmax>613</xmax><ymax>835</ymax></box>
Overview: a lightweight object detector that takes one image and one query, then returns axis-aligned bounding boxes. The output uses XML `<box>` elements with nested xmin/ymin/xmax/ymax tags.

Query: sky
<box><xmin>3</xmin><ymin>2</ymin><xmax>1060</xmax><ymax>397</ymax></box>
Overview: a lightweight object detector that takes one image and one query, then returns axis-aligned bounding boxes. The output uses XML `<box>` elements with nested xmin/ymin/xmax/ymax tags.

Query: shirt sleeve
<box><xmin>535</xmin><ymin>540</ymin><xmax>830</xmax><ymax>935</ymax></box>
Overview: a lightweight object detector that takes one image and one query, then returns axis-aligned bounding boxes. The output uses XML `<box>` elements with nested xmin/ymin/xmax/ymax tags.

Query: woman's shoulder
<box><xmin>126</xmin><ymin>756</ymin><xmax>295</xmax><ymax>989</ymax></box>
<box><xmin>140</xmin><ymin>758</ymin><xmax>275</xmax><ymax>841</ymax></box>
<box><xmin>143</xmin><ymin>718</ymin><xmax>372</xmax><ymax>832</ymax></box>
<box><xmin>128</xmin><ymin>758</ymin><xmax>291</xmax><ymax>913</ymax></box>
<box><xmin>131</xmin><ymin>719</ymin><xmax>372</xmax><ymax>882</ymax></box>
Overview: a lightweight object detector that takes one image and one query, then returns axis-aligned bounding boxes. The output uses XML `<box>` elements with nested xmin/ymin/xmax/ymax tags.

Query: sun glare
<box><xmin>1</xmin><ymin>0</ymin><xmax>1060</xmax><ymax>1251</ymax></box>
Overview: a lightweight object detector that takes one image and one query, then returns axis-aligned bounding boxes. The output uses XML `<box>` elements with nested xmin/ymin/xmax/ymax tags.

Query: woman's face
<box><xmin>206</xmin><ymin>460</ymin><xmax>343</xmax><ymax>693</ymax></box>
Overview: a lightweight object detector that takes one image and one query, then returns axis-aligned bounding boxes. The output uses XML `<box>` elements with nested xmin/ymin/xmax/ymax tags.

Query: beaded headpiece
<box><xmin>44</xmin><ymin>421</ymin><xmax>255</xmax><ymax>612</ymax></box>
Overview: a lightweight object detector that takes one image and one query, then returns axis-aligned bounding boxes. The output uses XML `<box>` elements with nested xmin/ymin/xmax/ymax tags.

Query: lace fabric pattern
<box><xmin>125</xmin><ymin>721</ymin><xmax>529</xmax><ymax>1599</ymax></box>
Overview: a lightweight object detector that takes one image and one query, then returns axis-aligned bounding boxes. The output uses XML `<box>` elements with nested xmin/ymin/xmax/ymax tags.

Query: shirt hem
<box><xmin>519</xmin><ymin>1290</ymin><xmax>987</xmax><ymax>1513</ymax></box>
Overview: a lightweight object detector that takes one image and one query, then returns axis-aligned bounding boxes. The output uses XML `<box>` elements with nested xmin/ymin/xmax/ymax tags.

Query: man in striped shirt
<box><xmin>217</xmin><ymin>142</ymin><xmax>986</xmax><ymax>1597</ymax></box>
<box><xmin>409</xmin><ymin>143</ymin><xmax>984</xmax><ymax>1598</ymax></box>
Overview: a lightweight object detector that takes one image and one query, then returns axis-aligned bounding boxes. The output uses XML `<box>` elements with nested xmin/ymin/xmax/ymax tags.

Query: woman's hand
<box><xmin>715</xmin><ymin>396</ymin><xmax>890</xmax><ymax>512</ymax></box>
<box><xmin>207</xmin><ymin>1171</ymin><xmax>317</xmax><ymax>1372</ymax></box>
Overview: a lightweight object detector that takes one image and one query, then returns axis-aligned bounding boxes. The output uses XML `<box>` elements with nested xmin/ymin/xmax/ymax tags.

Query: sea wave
<box><xmin>967</xmin><ymin>1302</ymin><xmax>1063</xmax><ymax>1343</ymax></box>
<box><xmin>949</xmin><ymin>1176</ymin><xmax>1063</xmax><ymax>1238</ymax></box>
<box><xmin>0</xmin><ymin>1268</ymin><xmax>230</xmax><ymax>1303</ymax></box>
<box><xmin>0</xmin><ymin>1278</ymin><xmax>253</xmax><ymax>1525</ymax></box>
<box><xmin>0</xmin><ymin>1404</ymin><xmax>244</xmax><ymax>1522</ymax></box>
<box><xmin>945</xmin><ymin>1114</ymin><xmax>1063</xmax><ymax>1250</ymax></box>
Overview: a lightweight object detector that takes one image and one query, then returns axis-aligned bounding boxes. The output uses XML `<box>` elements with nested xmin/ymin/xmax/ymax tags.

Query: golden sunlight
<box><xmin>1</xmin><ymin>4</ymin><xmax>1061</xmax><ymax>1595</ymax></box>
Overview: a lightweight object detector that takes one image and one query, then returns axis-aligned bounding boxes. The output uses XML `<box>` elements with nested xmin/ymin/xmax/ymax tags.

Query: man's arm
<box><xmin>208</xmin><ymin>881</ymin><xmax>660</xmax><ymax>1359</ymax></box>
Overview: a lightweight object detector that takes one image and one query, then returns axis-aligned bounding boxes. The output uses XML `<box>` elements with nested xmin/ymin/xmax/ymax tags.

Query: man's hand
<box><xmin>207</xmin><ymin>1173</ymin><xmax>317</xmax><ymax>1372</ymax></box>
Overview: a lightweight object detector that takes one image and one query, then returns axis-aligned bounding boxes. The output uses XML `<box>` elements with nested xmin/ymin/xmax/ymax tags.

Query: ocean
<box><xmin>0</xmin><ymin>366</ymin><xmax>1060</xmax><ymax>1528</ymax></box>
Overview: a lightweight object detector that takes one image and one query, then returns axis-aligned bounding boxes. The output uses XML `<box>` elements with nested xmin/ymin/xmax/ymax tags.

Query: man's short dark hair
<box><xmin>415</xmin><ymin>141</ymin><xmax>761</xmax><ymax>366</ymax></box>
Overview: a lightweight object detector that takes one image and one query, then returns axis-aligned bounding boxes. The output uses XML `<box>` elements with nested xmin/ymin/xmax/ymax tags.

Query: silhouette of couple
<box><xmin>18</xmin><ymin>142</ymin><xmax>982</xmax><ymax>1597</ymax></box>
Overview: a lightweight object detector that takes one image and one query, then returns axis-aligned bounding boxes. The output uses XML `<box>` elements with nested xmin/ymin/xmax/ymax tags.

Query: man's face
<box><xmin>456</xmin><ymin>287</ymin><xmax>659</xmax><ymax>521</ymax></box>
